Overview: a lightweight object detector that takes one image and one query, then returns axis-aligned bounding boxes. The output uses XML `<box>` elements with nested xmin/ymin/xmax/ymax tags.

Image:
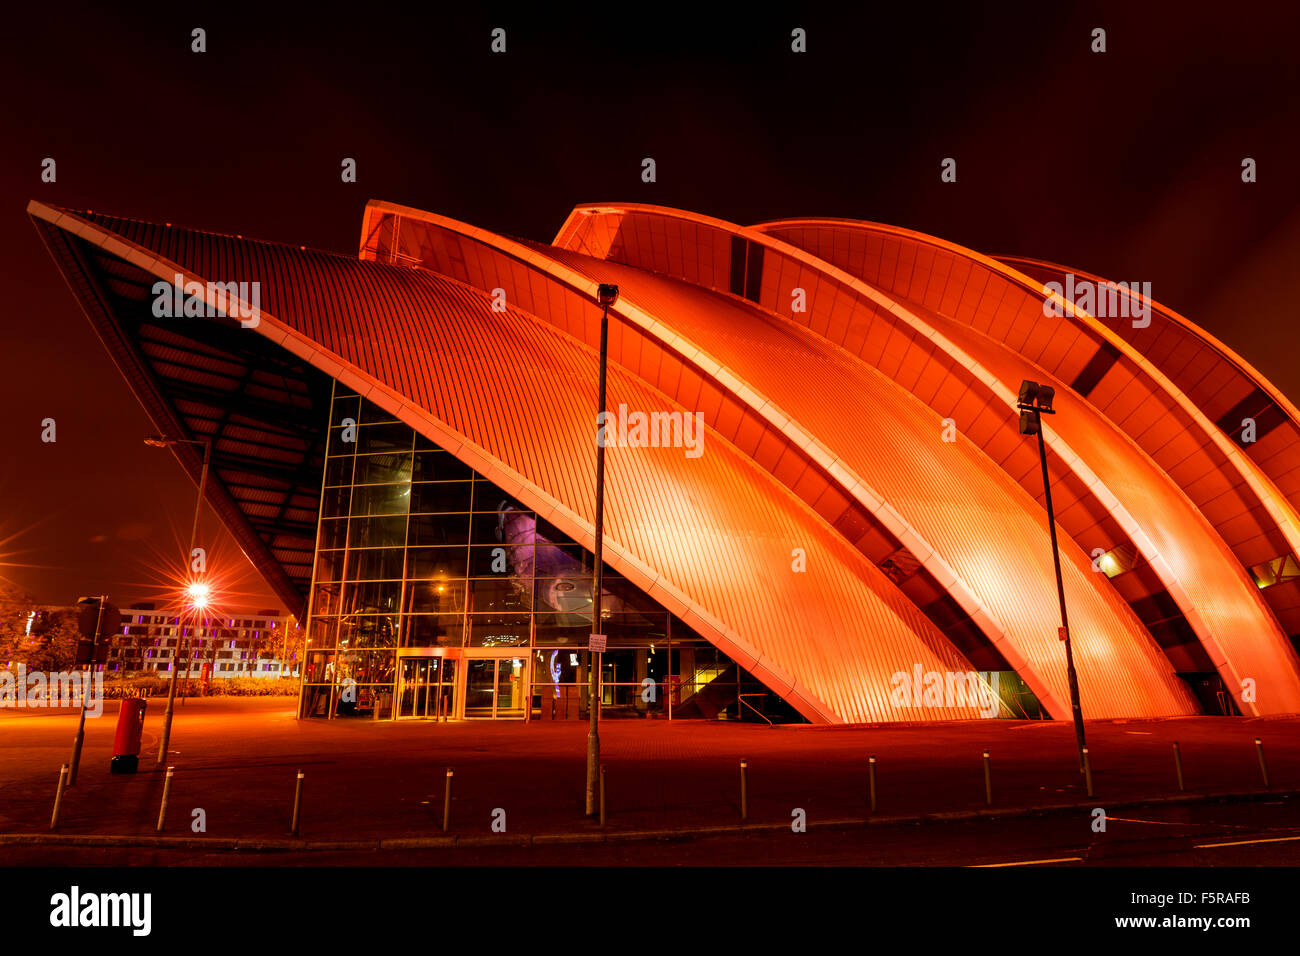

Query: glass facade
<box><xmin>299</xmin><ymin>383</ymin><xmax>798</xmax><ymax>722</ymax></box>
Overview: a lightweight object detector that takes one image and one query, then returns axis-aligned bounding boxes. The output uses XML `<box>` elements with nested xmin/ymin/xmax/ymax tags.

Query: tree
<box><xmin>0</xmin><ymin>581</ymin><xmax>33</xmax><ymax>668</ymax></box>
<box><xmin>28</xmin><ymin>608</ymin><xmax>80</xmax><ymax>673</ymax></box>
<box><xmin>0</xmin><ymin>583</ymin><xmax>79</xmax><ymax>672</ymax></box>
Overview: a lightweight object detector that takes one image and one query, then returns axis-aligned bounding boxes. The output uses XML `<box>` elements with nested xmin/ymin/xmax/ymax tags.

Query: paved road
<box><xmin>3</xmin><ymin>699</ymin><xmax>1297</xmax><ymax>865</ymax></box>
<box><xmin>4</xmin><ymin>798</ymin><xmax>1297</xmax><ymax>866</ymax></box>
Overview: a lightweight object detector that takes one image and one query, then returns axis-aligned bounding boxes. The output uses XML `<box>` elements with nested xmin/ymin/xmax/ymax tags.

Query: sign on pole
<box><xmin>76</xmin><ymin>598</ymin><xmax>120</xmax><ymax>665</ymax></box>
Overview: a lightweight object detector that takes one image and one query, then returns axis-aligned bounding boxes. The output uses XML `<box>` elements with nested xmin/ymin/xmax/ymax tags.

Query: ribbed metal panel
<box><xmin>767</xmin><ymin>223</ymin><xmax>1299</xmax><ymax>569</ymax></box>
<box><xmin>1003</xmin><ymin>256</ymin><xmax>1300</xmax><ymax>559</ymax></box>
<box><xmin>29</xmin><ymin>212</ymin><xmax>313</xmax><ymax>617</ymax></box>
<box><xmin>528</xmin><ymin>246</ymin><xmax>1195</xmax><ymax>719</ymax></box>
<box><xmin>30</xmin><ymin>202</ymin><xmax>988</xmax><ymax>724</ymax></box>
<box><xmin>555</xmin><ymin>205</ymin><xmax>1300</xmax><ymax>715</ymax></box>
<box><xmin>361</xmin><ymin>203</ymin><xmax>1200</xmax><ymax>719</ymax></box>
<box><xmin>359</xmin><ymin>205</ymin><xmax>1083</xmax><ymax>716</ymax></box>
<box><xmin>933</xmin><ymin>314</ymin><xmax>1300</xmax><ymax>712</ymax></box>
<box><xmin>759</xmin><ymin>220</ymin><xmax>1300</xmax><ymax>715</ymax></box>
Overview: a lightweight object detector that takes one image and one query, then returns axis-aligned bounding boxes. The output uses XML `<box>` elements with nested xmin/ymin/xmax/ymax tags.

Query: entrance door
<box><xmin>398</xmin><ymin>657</ymin><xmax>457</xmax><ymax>719</ymax></box>
<box><xmin>431</xmin><ymin>658</ymin><xmax>456</xmax><ymax>718</ymax></box>
<box><xmin>464</xmin><ymin>655</ymin><xmax>527</xmax><ymax>719</ymax></box>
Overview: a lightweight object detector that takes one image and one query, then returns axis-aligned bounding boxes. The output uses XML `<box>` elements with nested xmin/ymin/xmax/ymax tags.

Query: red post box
<box><xmin>110</xmin><ymin>697</ymin><xmax>148</xmax><ymax>774</ymax></box>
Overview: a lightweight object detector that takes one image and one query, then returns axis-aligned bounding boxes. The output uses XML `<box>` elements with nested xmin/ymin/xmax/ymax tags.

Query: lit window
<box><xmin>1249</xmin><ymin>554</ymin><xmax>1300</xmax><ymax>589</ymax></box>
<box><xmin>1096</xmin><ymin>545</ymin><xmax>1137</xmax><ymax>579</ymax></box>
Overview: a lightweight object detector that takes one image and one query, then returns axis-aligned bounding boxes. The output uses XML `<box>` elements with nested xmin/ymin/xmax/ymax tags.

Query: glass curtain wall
<box><xmin>298</xmin><ymin>383</ymin><xmax>798</xmax><ymax>723</ymax></box>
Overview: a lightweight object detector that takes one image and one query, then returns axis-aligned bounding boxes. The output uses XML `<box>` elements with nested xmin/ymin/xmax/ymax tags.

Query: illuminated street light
<box><xmin>1016</xmin><ymin>381</ymin><xmax>1087</xmax><ymax>769</ymax></box>
<box><xmin>586</xmin><ymin>282</ymin><xmax>618</xmax><ymax>816</ymax></box>
<box><xmin>187</xmin><ymin>581</ymin><xmax>211</xmax><ymax>610</ymax></box>
<box><xmin>144</xmin><ymin>434</ymin><xmax>213</xmax><ymax>766</ymax></box>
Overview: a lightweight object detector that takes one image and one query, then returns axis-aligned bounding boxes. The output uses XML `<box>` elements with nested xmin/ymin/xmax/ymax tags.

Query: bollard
<box><xmin>1173</xmin><ymin>741</ymin><xmax>1184</xmax><ymax>792</ymax></box>
<box><xmin>739</xmin><ymin>758</ymin><xmax>749</xmax><ymax>823</ymax></box>
<box><xmin>443</xmin><ymin>767</ymin><xmax>454</xmax><ymax>833</ymax></box>
<box><xmin>599</xmin><ymin>765</ymin><xmax>607</xmax><ymax>827</ymax></box>
<box><xmin>50</xmin><ymin>764</ymin><xmax>70</xmax><ymax>830</ymax></box>
<box><xmin>156</xmin><ymin>766</ymin><xmax>175</xmax><ymax>833</ymax></box>
<box><xmin>1255</xmin><ymin>738</ymin><xmax>1270</xmax><ymax>788</ymax></box>
<box><xmin>291</xmin><ymin>770</ymin><xmax>304</xmax><ymax>836</ymax></box>
<box><xmin>868</xmin><ymin>755</ymin><xmax>877</xmax><ymax>813</ymax></box>
<box><xmin>1082</xmin><ymin>747</ymin><xmax>1094</xmax><ymax>797</ymax></box>
<box><xmin>982</xmin><ymin>750</ymin><xmax>992</xmax><ymax>806</ymax></box>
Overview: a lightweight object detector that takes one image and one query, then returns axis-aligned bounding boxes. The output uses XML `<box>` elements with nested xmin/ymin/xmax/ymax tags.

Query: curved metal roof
<box><xmin>1000</xmin><ymin>255</ymin><xmax>1300</xmax><ymax>558</ymax></box>
<box><xmin>30</xmin><ymin>197</ymin><xmax>1300</xmax><ymax>721</ymax></box>
<box><xmin>759</xmin><ymin>219</ymin><xmax>1300</xmax><ymax>711</ymax></box>
<box><xmin>362</xmin><ymin>201</ymin><xmax>1195</xmax><ymax>719</ymax></box>
<box><xmin>554</xmin><ymin>204</ymin><xmax>1300</xmax><ymax>715</ymax></box>
<box><xmin>30</xmin><ymin>199</ymin><xmax>987</xmax><ymax>724</ymax></box>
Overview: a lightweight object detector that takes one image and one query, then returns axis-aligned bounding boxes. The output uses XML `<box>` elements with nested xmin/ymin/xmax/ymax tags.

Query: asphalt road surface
<box><xmin>4</xmin><ymin>796</ymin><xmax>1297</xmax><ymax>866</ymax></box>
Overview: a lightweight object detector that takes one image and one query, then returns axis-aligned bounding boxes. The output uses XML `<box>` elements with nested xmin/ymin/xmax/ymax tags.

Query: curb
<box><xmin>3</xmin><ymin>788</ymin><xmax>1293</xmax><ymax>853</ymax></box>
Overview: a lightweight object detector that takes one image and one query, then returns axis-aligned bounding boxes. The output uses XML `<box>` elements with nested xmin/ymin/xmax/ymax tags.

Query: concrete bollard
<box><xmin>443</xmin><ymin>767</ymin><xmax>454</xmax><ymax>833</ymax></box>
<box><xmin>1255</xmin><ymin>738</ymin><xmax>1270</xmax><ymax>788</ymax></box>
<box><xmin>739</xmin><ymin>758</ymin><xmax>749</xmax><ymax>823</ymax></box>
<box><xmin>291</xmin><ymin>770</ymin><xmax>304</xmax><ymax>836</ymax></box>
<box><xmin>599</xmin><ymin>765</ymin><xmax>607</xmax><ymax>827</ymax></box>
<box><xmin>1173</xmin><ymin>741</ymin><xmax>1184</xmax><ymax>792</ymax></box>
<box><xmin>156</xmin><ymin>766</ymin><xmax>175</xmax><ymax>833</ymax></box>
<box><xmin>868</xmin><ymin>754</ymin><xmax>877</xmax><ymax>813</ymax></box>
<box><xmin>983</xmin><ymin>750</ymin><xmax>992</xmax><ymax>806</ymax></box>
<box><xmin>1082</xmin><ymin>747</ymin><xmax>1094</xmax><ymax>797</ymax></box>
<box><xmin>50</xmin><ymin>764</ymin><xmax>69</xmax><ymax>830</ymax></box>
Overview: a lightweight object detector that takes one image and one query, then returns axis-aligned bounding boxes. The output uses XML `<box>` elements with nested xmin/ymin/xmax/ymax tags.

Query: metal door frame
<box><xmin>461</xmin><ymin>648</ymin><xmax>530</xmax><ymax>720</ymax></box>
<box><xmin>396</xmin><ymin>649</ymin><xmax>460</xmax><ymax>720</ymax></box>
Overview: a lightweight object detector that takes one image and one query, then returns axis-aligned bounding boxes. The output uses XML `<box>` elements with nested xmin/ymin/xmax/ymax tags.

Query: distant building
<box><xmin>110</xmin><ymin>604</ymin><xmax>300</xmax><ymax>679</ymax></box>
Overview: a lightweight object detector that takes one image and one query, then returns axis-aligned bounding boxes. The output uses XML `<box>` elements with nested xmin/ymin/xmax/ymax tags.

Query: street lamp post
<box><xmin>69</xmin><ymin>594</ymin><xmax>108</xmax><ymax>786</ymax></box>
<box><xmin>1016</xmin><ymin>382</ymin><xmax>1087</xmax><ymax>769</ymax></box>
<box><xmin>586</xmin><ymin>283</ymin><xmax>619</xmax><ymax>816</ymax></box>
<box><xmin>145</xmin><ymin>434</ymin><xmax>212</xmax><ymax>767</ymax></box>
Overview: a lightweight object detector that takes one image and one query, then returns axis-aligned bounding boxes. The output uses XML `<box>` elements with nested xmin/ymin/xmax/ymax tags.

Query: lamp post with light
<box><xmin>1016</xmin><ymin>381</ymin><xmax>1087</xmax><ymax>767</ymax></box>
<box><xmin>586</xmin><ymin>283</ymin><xmax>619</xmax><ymax>816</ymax></box>
<box><xmin>145</xmin><ymin>434</ymin><xmax>212</xmax><ymax>766</ymax></box>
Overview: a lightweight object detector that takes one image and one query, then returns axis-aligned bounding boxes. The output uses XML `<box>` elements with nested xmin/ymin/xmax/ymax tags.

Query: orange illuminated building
<box><xmin>28</xmin><ymin>199</ymin><xmax>1300</xmax><ymax>723</ymax></box>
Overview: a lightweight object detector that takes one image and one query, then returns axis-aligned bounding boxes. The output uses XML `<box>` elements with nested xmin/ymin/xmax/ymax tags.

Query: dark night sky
<box><xmin>2</xmin><ymin>2</ymin><xmax>1298</xmax><ymax>608</ymax></box>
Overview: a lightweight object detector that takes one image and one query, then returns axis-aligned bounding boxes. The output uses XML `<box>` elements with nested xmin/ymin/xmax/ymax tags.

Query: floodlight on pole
<box><xmin>586</xmin><ymin>282</ymin><xmax>618</xmax><ymax>816</ymax></box>
<box><xmin>1016</xmin><ymin>380</ymin><xmax>1087</xmax><ymax>769</ymax></box>
<box><xmin>187</xmin><ymin>582</ymin><xmax>211</xmax><ymax>610</ymax></box>
<box><xmin>145</xmin><ymin>433</ymin><xmax>213</xmax><ymax>766</ymax></box>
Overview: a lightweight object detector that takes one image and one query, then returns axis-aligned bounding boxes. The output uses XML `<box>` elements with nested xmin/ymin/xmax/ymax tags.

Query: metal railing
<box><xmin>738</xmin><ymin>693</ymin><xmax>773</xmax><ymax>725</ymax></box>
